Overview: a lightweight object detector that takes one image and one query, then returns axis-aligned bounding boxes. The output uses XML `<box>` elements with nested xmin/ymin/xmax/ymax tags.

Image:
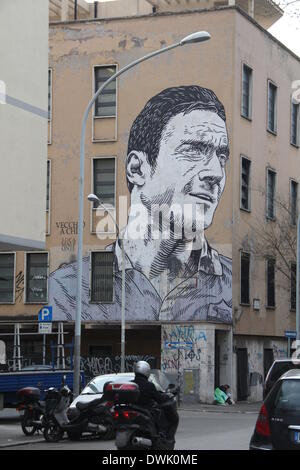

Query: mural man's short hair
<box><xmin>127</xmin><ymin>86</ymin><xmax>226</xmax><ymax>192</ymax></box>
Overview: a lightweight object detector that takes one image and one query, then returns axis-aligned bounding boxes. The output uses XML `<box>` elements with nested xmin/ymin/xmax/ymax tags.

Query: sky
<box><xmin>269</xmin><ymin>7</ymin><xmax>300</xmax><ymax>57</ymax></box>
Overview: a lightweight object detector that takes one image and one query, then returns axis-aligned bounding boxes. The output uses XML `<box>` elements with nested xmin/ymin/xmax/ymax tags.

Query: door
<box><xmin>263</xmin><ymin>349</ymin><xmax>274</xmax><ymax>379</ymax></box>
<box><xmin>237</xmin><ymin>348</ymin><xmax>249</xmax><ymax>401</ymax></box>
<box><xmin>214</xmin><ymin>332</ymin><xmax>220</xmax><ymax>388</ymax></box>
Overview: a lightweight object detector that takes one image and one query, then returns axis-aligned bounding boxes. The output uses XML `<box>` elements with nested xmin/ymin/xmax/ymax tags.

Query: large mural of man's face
<box><xmin>136</xmin><ymin>109</ymin><xmax>229</xmax><ymax>230</ymax></box>
<box><xmin>49</xmin><ymin>86</ymin><xmax>232</xmax><ymax>325</ymax></box>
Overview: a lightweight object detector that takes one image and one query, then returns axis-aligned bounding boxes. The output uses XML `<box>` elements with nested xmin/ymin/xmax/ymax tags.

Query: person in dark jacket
<box><xmin>133</xmin><ymin>361</ymin><xmax>179</xmax><ymax>442</ymax></box>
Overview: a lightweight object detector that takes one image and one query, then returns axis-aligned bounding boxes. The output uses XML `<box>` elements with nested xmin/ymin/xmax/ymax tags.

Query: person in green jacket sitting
<box><xmin>214</xmin><ymin>384</ymin><xmax>234</xmax><ymax>405</ymax></box>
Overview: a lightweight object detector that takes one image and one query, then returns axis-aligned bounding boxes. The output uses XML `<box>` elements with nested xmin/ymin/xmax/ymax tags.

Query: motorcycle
<box><xmin>16</xmin><ymin>387</ymin><xmax>45</xmax><ymax>436</ymax></box>
<box><xmin>106</xmin><ymin>382</ymin><xmax>179</xmax><ymax>450</ymax></box>
<box><xmin>43</xmin><ymin>384</ymin><xmax>115</xmax><ymax>442</ymax></box>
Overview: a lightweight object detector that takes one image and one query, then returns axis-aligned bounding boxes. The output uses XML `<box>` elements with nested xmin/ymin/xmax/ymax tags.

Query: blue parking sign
<box><xmin>38</xmin><ymin>306</ymin><xmax>52</xmax><ymax>322</ymax></box>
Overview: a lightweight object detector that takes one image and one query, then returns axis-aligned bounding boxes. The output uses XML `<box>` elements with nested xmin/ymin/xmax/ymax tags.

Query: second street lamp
<box><xmin>87</xmin><ymin>193</ymin><xmax>126</xmax><ymax>373</ymax></box>
<box><xmin>73</xmin><ymin>30</ymin><xmax>211</xmax><ymax>397</ymax></box>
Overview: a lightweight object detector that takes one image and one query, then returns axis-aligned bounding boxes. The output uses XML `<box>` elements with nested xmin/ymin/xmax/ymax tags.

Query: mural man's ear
<box><xmin>126</xmin><ymin>151</ymin><xmax>150</xmax><ymax>188</ymax></box>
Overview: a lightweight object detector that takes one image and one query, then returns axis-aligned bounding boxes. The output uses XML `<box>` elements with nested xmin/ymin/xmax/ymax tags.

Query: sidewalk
<box><xmin>179</xmin><ymin>401</ymin><xmax>262</xmax><ymax>414</ymax></box>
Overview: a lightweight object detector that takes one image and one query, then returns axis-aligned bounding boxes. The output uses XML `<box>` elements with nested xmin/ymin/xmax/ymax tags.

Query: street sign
<box><xmin>285</xmin><ymin>330</ymin><xmax>297</xmax><ymax>339</ymax></box>
<box><xmin>38</xmin><ymin>306</ymin><xmax>52</xmax><ymax>322</ymax></box>
<box><xmin>164</xmin><ymin>341</ymin><xmax>193</xmax><ymax>350</ymax></box>
<box><xmin>38</xmin><ymin>322</ymin><xmax>52</xmax><ymax>334</ymax></box>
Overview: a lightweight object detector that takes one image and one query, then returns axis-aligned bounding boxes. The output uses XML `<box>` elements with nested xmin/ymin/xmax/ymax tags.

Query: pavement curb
<box><xmin>179</xmin><ymin>408</ymin><xmax>259</xmax><ymax>414</ymax></box>
<box><xmin>0</xmin><ymin>438</ymin><xmax>45</xmax><ymax>448</ymax></box>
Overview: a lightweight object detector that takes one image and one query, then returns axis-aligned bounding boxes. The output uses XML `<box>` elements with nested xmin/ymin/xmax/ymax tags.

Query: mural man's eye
<box><xmin>218</xmin><ymin>155</ymin><xmax>228</xmax><ymax>167</ymax></box>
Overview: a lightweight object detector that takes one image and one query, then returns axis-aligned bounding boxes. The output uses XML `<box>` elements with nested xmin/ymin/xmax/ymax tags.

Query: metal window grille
<box><xmin>93</xmin><ymin>158</ymin><xmax>115</xmax><ymax>207</ymax></box>
<box><xmin>48</xmin><ymin>69</ymin><xmax>52</xmax><ymax>121</ymax></box>
<box><xmin>241</xmin><ymin>252</ymin><xmax>250</xmax><ymax>304</ymax></box>
<box><xmin>242</xmin><ymin>65</ymin><xmax>252</xmax><ymax>118</ymax></box>
<box><xmin>291</xmin><ymin>262</ymin><xmax>296</xmax><ymax>311</ymax></box>
<box><xmin>91</xmin><ymin>252</ymin><xmax>114</xmax><ymax>303</ymax></box>
<box><xmin>290</xmin><ymin>180</ymin><xmax>298</xmax><ymax>226</ymax></box>
<box><xmin>291</xmin><ymin>102</ymin><xmax>299</xmax><ymax>146</ymax></box>
<box><xmin>46</xmin><ymin>160</ymin><xmax>51</xmax><ymax>211</ymax></box>
<box><xmin>267</xmin><ymin>169</ymin><xmax>276</xmax><ymax>219</ymax></box>
<box><xmin>26</xmin><ymin>253</ymin><xmax>48</xmax><ymax>303</ymax></box>
<box><xmin>94</xmin><ymin>66</ymin><xmax>117</xmax><ymax>117</ymax></box>
<box><xmin>0</xmin><ymin>254</ymin><xmax>15</xmax><ymax>303</ymax></box>
<box><xmin>267</xmin><ymin>258</ymin><xmax>276</xmax><ymax>308</ymax></box>
<box><xmin>241</xmin><ymin>157</ymin><xmax>251</xmax><ymax>210</ymax></box>
<box><xmin>268</xmin><ymin>82</ymin><xmax>277</xmax><ymax>133</ymax></box>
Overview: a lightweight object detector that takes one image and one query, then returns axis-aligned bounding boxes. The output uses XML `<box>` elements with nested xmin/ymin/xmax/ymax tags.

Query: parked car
<box><xmin>250</xmin><ymin>369</ymin><xmax>300</xmax><ymax>450</ymax></box>
<box><xmin>263</xmin><ymin>359</ymin><xmax>300</xmax><ymax>399</ymax></box>
<box><xmin>67</xmin><ymin>370</ymin><xmax>174</xmax><ymax>420</ymax></box>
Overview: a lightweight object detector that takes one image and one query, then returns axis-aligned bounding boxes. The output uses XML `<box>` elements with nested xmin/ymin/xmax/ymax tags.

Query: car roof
<box><xmin>271</xmin><ymin>359</ymin><xmax>300</xmax><ymax>363</ymax></box>
<box><xmin>280</xmin><ymin>369</ymin><xmax>300</xmax><ymax>380</ymax></box>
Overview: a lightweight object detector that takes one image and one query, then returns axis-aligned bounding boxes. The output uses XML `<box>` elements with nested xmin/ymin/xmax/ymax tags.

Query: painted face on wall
<box><xmin>141</xmin><ymin>109</ymin><xmax>229</xmax><ymax>230</ymax></box>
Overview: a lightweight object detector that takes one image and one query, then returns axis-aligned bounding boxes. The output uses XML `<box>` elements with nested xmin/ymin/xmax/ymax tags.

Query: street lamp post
<box><xmin>73</xmin><ymin>30</ymin><xmax>211</xmax><ymax>397</ymax></box>
<box><xmin>87</xmin><ymin>193</ymin><xmax>126</xmax><ymax>373</ymax></box>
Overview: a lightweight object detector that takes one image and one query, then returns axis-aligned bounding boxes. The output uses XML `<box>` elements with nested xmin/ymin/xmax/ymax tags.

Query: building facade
<box><xmin>0</xmin><ymin>0</ymin><xmax>48</xmax><ymax>251</ymax></box>
<box><xmin>0</xmin><ymin>0</ymin><xmax>299</xmax><ymax>403</ymax></box>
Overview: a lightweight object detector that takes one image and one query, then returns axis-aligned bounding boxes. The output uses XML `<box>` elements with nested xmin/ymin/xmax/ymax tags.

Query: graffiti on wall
<box><xmin>6</xmin><ymin>355</ymin><xmax>156</xmax><ymax>376</ymax></box>
<box><xmin>49</xmin><ymin>86</ymin><xmax>232</xmax><ymax>323</ymax></box>
<box><xmin>15</xmin><ymin>271</ymin><xmax>24</xmax><ymax>303</ymax></box>
<box><xmin>161</xmin><ymin>324</ymin><xmax>211</xmax><ymax>373</ymax></box>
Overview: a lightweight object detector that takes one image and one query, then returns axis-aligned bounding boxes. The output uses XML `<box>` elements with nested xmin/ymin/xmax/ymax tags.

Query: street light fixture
<box><xmin>73</xmin><ymin>30</ymin><xmax>211</xmax><ymax>397</ymax></box>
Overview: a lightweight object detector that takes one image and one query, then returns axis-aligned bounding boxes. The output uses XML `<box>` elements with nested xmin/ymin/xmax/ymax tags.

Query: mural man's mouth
<box><xmin>189</xmin><ymin>192</ymin><xmax>215</xmax><ymax>203</ymax></box>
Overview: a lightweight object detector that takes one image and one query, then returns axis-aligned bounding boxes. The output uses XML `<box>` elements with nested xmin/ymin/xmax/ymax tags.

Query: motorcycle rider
<box><xmin>132</xmin><ymin>361</ymin><xmax>179</xmax><ymax>443</ymax></box>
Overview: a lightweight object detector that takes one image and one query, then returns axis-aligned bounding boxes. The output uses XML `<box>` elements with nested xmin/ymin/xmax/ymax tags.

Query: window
<box><xmin>46</xmin><ymin>160</ymin><xmax>51</xmax><ymax>212</ymax></box>
<box><xmin>48</xmin><ymin>69</ymin><xmax>52</xmax><ymax>121</ymax></box>
<box><xmin>240</xmin><ymin>156</ymin><xmax>251</xmax><ymax>211</ymax></box>
<box><xmin>291</xmin><ymin>99</ymin><xmax>299</xmax><ymax>147</ymax></box>
<box><xmin>266</xmin><ymin>169</ymin><xmax>276</xmax><ymax>219</ymax></box>
<box><xmin>268</xmin><ymin>81</ymin><xmax>277</xmax><ymax>134</ymax></box>
<box><xmin>90</xmin><ymin>252</ymin><xmax>114</xmax><ymax>302</ymax></box>
<box><xmin>0</xmin><ymin>253</ymin><xmax>15</xmax><ymax>303</ymax></box>
<box><xmin>240</xmin><ymin>252</ymin><xmax>250</xmax><ymax>305</ymax></box>
<box><xmin>93</xmin><ymin>158</ymin><xmax>115</xmax><ymax>207</ymax></box>
<box><xmin>290</xmin><ymin>180</ymin><xmax>298</xmax><ymax>226</ymax></box>
<box><xmin>266</xmin><ymin>258</ymin><xmax>276</xmax><ymax>308</ymax></box>
<box><xmin>241</xmin><ymin>64</ymin><xmax>252</xmax><ymax>119</ymax></box>
<box><xmin>94</xmin><ymin>65</ymin><xmax>117</xmax><ymax>117</ymax></box>
<box><xmin>26</xmin><ymin>253</ymin><xmax>48</xmax><ymax>303</ymax></box>
<box><xmin>291</xmin><ymin>262</ymin><xmax>296</xmax><ymax>311</ymax></box>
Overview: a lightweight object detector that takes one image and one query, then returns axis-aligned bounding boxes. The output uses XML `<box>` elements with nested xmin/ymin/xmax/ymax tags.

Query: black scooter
<box><xmin>43</xmin><ymin>384</ymin><xmax>114</xmax><ymax>442</ymax></box>
<box><xmin>107</xmin><ymin>382</ymin><xmax>179</xmax><ymax>450</ymax></box>
<box><xmin>16</xmin><ymin>387</ymin><xmax>45</xmax><ymax>436</ymax></box>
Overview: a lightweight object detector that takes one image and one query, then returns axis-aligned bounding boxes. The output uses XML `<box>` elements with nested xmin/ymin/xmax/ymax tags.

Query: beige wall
<box><xmin>0</xmin><ymin>0</ymin><xmax>48</xmax><ymax>251</ymax></box>
<box><xmin>232</xmin><ymin>11</ymin><xmax>300</xmax><ymax>337</ymax></box>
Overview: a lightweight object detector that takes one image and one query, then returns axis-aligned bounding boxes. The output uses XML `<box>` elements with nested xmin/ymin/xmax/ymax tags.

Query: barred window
<box><xmin>266</xmin><ymin>258</ymin><xmax>276</xmax><ymax>308</ymax></box>
<box><xmin>26</xmin><ymin>253</ymin><xmax>48</xmax><ymax>303</ymax></box>
<box><xmin>48</xmin><ymin>69</ymin><xmax>52</xmax><ymax>121</ymax></box>
<box><xmin>93</xmin><ymin>158</ymin><xmax>115</xmax><ymax>207</ymax></box>
<box><xmin>91</xmin><ymin>252</ymin><xmax>114</xmax><ymax>303</ymax></box>
<box><xmin>268</xmin><ymin>81</ymin><xmax>277</xmax><ymax>134</ymax></box>
<box><xmin>240</xmin><ymin>252</ymin><xmax>250</xmax><ymax>305</ymax></box>
<box><xmin>46</xmin><ymin>160</ymin><xmax>51</xmax><ymax>212</ymax></box>
<box><xmin>94</xmin><ymin>66</ymin><xmax>117</xmax><ymax>117</ymax></box>
<box><xmin>267</xmin><ymin>169</ymin><xmax>276</xmax><ymax>220</ymax></box>
<box><xmin>241</xmin><ymin>157</ymin><xmax>251</xmax><ymax>211</ymax></box>
<box><xmin>291</xmin><ymin>100</ymin><xmax>299</xmax><ymax>146</ymax></box>
<box><xmin>241</xmin><ymin>64</ymin><xmax>252</xmax><ymax>119</ymax></box>
<box><xmin>0</xmin><ymin>253</ymin><xmax>15</xmax><ymax>303</ymax></box>
<box><xmin>291</xmin><ymin>262</ymin><xmax>296</xmax><ymax>311</ymax></box>
<box><xmin>290</xmin><ymin>180</ymin><xmax>298</xmax><ymax>226</ymax></box>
